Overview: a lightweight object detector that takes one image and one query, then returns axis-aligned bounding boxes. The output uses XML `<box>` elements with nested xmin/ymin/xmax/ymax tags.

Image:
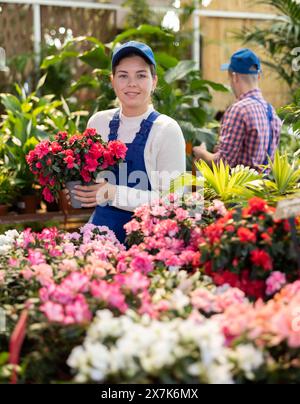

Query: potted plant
<box><xmin>26</xmin><ymin>128</ymin><xmax>127</xmax><ymax>209</ymax></box>
<box><xmin>0</xmin><ymin>165</ymin><xmax>17</xmax><ymax>215</ymax></box>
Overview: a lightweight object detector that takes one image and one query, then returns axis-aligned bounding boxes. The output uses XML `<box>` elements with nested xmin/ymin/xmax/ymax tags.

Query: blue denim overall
<box><xmin>250</xmin><ymin>96</ymin><xmax>274</xmax><ymax>165</ymax></box>
<box><xmin>92</xmin><ymin>109</ymin><xmax>160</xmax><ymax>244</ymax></box>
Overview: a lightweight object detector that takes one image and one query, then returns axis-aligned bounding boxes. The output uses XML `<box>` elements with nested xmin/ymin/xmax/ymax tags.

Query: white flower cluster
<box><xmin>0</xmin><ymin>230</ymin><xmax>19</xmax><ymax>256</ymax></box>
<box><xmin>67</xmin><ymin>310</ymin><xmax>264</xmax><ymax>384</ymax></box>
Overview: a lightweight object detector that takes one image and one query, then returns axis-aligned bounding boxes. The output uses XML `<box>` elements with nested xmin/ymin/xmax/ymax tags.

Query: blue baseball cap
<box><xmin>221</xmin><ymin>48</ymin><xmax>261</xmax><ymax>74</ymax></box>
<box><xmin>112</xmin><ymin>41</ymin><xmax>156</xmax><ymax>69</ymax></box>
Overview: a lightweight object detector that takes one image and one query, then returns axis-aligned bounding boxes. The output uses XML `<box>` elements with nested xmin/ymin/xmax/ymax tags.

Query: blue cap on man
<box><xmin>221</xmin><ymin>48</ymin><xmax>261</xmax><ymax>75</ymax></box>
<box><xmin>112</xmin><ymin>41</ymin><xmax>156</xmax><ymax>69</ymax></box>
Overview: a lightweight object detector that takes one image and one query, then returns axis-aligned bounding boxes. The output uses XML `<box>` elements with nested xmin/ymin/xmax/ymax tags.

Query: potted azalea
<box><xmin>26</xmin><ymin>128</ymin><xmax>127</xmax><ymax>209</ymax></box>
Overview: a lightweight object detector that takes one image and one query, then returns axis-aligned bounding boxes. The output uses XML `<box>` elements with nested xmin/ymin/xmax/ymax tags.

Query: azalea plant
<box><xmin>0</xmin><ymin>208</ymin><xmax>300</xmax><ymax>383</ymax></box>
<box><xmin>26</xmin><ymin>128</ymin><xmax>127</xmax><ymax>203</ymax></box>
<box><xmin>198</xmin><ymin>197</ymin><xmax>300</xmax><ymax>300</ymax></box>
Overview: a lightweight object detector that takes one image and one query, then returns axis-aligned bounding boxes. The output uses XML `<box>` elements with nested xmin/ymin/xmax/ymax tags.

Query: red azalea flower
<box><xmin>64</xmin><ymin>149</ymin><xmax>74</xmax><ymax>157</ymax></box>
<box><xmin>108</xmin><ymin>140</ymin><xmax>128</xmax><ymax>160</ymax></box>
<box><xmin>250</xmin><ymin>249</ymin><xmax>273</xmax><ymax>271</ymax></box>
<box><xmin>39</xmin><ymin>174</ymin><xmax>50</xmax><ymax>186</ymax></box>
<box><xmin>212</xmin><ymin>271</ymin><xmax>239</xmax><ymax>288</ymax></box>
<box><xmin>192</xmin><ymin>251</ymin><xmax>201</xmax><ymax>267</ymax></box>
<box><xmin>237</xmin><ymin>227</ymin><xmax>257</xmax><ymax>243</ymax></box>
<box><xmin>80</xmin><ymin>168</ymin><xmax>91</xmax><ymax>183</ymax></box>
<box><xmin>89</xmin><ymin>143</ymin><xmax>105</xmax><ymax>159</ymax></box>
<box><xmin>64</xmin><ymin>155</ymin><xmax>75</xmax><ymax>169</ymax></box>
<box><xmin>42</xmin><ymin>187</ymin><xmax>54</xmax><ymax>203</ymax></box>
<box><xmin>84</xmin><ymin>128</ymin><xmax>97</xmax><ymax>137</ymax></box>
<box><xmin>247</xmin><ymin>197</ymin><xmax>268</xmax><ymax>214</ymax></box>
<box><xmin>55</xmin><ymin>131</ymin><xmax>68</xmax><ymax>141</ymax></box>
<box><xmin>204</xmin><ymin>223</ymin><xmax>224</xmax><ymax>244</ymax></box>
<box><xmin>26</xmin><ymin>150</ymin><xmax>36</xmax><ymax>165</ymax></box>
<box><xmin>86</xmin><ymin>158</ymin><xmax>99</xmax><ymax>172</ymax></box>
<box><xmin>51</xmin><ymin>142</ymin><xmax>63</xmax><ymax>153</ymax></box>
<box><xmin>246</xmin><ymin>279</ymin><xmax>265</xmax><ymax>300</ymax></box>
<box><xmin>35</xmin><ymin>140</ymin><xmax>50</xmax><ymax>159</ymax></box>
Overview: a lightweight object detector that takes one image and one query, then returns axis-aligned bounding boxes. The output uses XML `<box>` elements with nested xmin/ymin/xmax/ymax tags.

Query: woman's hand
<box><xmin>70</xmin><ymin>180</ymin><xmax>116</xmax><ymax>208</ymax></box>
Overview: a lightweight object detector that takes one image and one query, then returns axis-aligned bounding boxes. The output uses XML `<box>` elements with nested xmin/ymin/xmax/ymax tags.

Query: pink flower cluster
<box><xmin>186</xmin><ymin>280</ymin><xmax>300</xmax><ymax>350</ymax></box>
<box><xmin>40</xmin><ymin>272</ymin><xmax>92</xmax><ymax>325</ymax></box>
<box><xmin>123</xmin><ymin>195</ymin><xmax>212</xmax><ymax>271</ymax></box>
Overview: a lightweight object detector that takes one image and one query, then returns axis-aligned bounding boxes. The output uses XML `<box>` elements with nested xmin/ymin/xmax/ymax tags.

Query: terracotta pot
<box><xmin>0</xmin><ymin>204</ymin><xmax>8</xmax><ymax>216</ymax></box>
<box><xmin>17</xmin><ymin>194</ymin><xmax>37</xmax><ymax>214</ymax></box>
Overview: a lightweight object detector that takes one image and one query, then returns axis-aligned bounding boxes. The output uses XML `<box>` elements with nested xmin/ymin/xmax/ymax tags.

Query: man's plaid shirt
<box><xmin>216</xmin><ymin>89</ymin><xmax>282</xmax><ymax>171</ymax></box>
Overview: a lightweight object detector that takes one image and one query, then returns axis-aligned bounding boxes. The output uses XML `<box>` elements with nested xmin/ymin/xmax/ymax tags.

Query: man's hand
<box><xmin>70</xmin><ymin>180</ymin><xmax>116</xmax><ymax>208</ymax></box>
<box><xmin>193</xmin><ymin>142</ymin><xmax>207</xmax><ymax>160</ymax></box>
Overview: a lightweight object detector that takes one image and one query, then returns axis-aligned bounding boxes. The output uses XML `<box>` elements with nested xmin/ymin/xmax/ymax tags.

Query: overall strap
<box><xmin>135</xmin><ymin>110</ymin><xmax>161</xmax><ymax>143</ymax></box>
<box><xmin>249</xmin><ymin>96</ymin><xmax>274</xmax><ymax>165</ymax></box>
<box><xmin>108</xmin><ymin>109</ymin><xmax>121</xmax><ymax>141</ymax></box>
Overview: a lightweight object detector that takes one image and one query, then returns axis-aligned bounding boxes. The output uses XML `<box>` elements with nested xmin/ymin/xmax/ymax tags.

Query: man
<box><xmin>193</xmin><ymin>48</ymin><xmax>282</xmax><ymax>171</ymax></box>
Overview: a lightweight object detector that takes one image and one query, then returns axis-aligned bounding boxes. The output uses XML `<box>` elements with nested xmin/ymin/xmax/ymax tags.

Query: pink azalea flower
<box><xmin>40</xmin><ymin>301</ymin><xmax>64</xmax><ymax>323</ymax></box>
<box><xmin>266</xmin><ymin>271</ymin><xmax>287</xmax><ymax>296</ymax></box>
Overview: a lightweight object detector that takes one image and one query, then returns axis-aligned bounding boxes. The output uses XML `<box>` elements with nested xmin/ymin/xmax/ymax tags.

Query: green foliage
<box><xmin>237</xmin><ymin>0</ymin><xmax>300</xmax><ymax>91</ymax></box>
<box><xmin>195</xmin><ymin>160</ymin><xmax>263</xmax><ymax>204</ymax></box>
<box><xmin>40</xmin><ymin>33</ymin><xmax>228</xmax><ymax>149</ymax></box>
<box><xmin>263</xmin><ymin>150</ymin><xmax>300</xmax><ymax>199</ymax></box>
<box><xmin>0</xmin><ymin>165</ymin><xmax>17</xmax><ymax>205</ymax></box>
<box><xmin>122</xmin><ymin>0</ymin><xmax>155</xmax><ymax>28</ymax></box>
<box><xmin>0</xmin><ymin>79</ymin><xmax>87</xmax><ymax>193</ymax></box>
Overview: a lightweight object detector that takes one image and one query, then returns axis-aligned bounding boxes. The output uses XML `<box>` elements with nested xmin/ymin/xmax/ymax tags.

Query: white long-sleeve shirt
<box><xmin>87</xmin><ymin>105</ymin><xmax>186</xmax><ymax>212</ymax></box>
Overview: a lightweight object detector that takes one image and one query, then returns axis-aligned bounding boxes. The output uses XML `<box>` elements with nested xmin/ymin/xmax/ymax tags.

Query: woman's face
<box><xmin>111</xmin><ymin>55</ymin><xmax>157</xmax><ymax>113</ymax></box>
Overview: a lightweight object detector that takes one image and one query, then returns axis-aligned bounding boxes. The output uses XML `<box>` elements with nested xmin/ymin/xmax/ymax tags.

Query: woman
<box><xmin>71</xmin><ymin>41</ymin><xmax>186</xmax><ymax>243</ymax></box>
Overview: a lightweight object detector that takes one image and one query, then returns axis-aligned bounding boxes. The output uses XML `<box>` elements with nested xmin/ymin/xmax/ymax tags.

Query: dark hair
<box><xmin>112</xmin><ymin>52</ymin><xmax>156</xmax><ymax>78</ymax></box>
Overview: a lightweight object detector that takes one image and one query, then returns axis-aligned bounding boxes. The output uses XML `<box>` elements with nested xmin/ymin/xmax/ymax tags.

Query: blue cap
<box><xmin>112</xmin><ymin>41</ymin><xmax>156</xmax><ymax>69</ymax></box>
<box><xmin>221</xmin><ymin>48</ymin><xmax>261</xmax><ymax>74</ymax></box>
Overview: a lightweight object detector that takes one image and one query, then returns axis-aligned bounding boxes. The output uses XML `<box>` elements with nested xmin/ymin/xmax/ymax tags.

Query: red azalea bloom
<box><xmin>81</xmin><ymin>168</ymin><xmax>91</xmax><ymax>183</ymax></box>
<box><xmin>64</xmin><ymin>155</ymin><xmax>75</xmax><ymax>169</ymax></box>
<box><xmin>42</xmin><ymin>187</ymin><xmax>54</xmax><ymax>203</ymax></box>
<box><xmin>35</xmin><ymin>140</ymin><xmax>50</xmax><ymax>159</ymax></box>
<box><xmin>108</xmin><ymin>140</ymin><xmax>128</xmax><ymax>160</ymax></box>
<box><xmin>51</xmin><ymin>142</ymin><xmax>63</xmax><ymax>153</ymax></box>
<box><xmin>237</xmin><ymin>227</ymin><xmax>257</xmax><ymax>243</ymax></box>
<box><xmin>251</xmin><ymin>249</ymin><xmax>273</xmax><ymax>271</ymax></box>
<box><xmin>55</xmin><ymin>131</ymin><xmax>68</xmax><ymax>141</ymax></box>
<box><xmin>84</xmin><ymin>128</ymin><xmax>97</xmax><ymax>137</ymax></box>
<box><xmin>204</xmin><ymin>223</ymin><xmax>224</xmax><ymax>244</ymax></box>
<box><xmin>39</xmin><ymin>174</ymin><xmax>50</xmax><ymax>186</ymax></box>
<box><xmin>85</xmin><ymin>156</ymin><xmax>99</xmax><ymax>172</ymax></box>
<box><xmin>192</xmin><ymin>251</ymin><xmax>201</xmax><ymax>267</ymax></box>
<box><xmin>64</xmin><ymin>149</ymin><xmax>74</xmax><ymax>157</ymax></box>
<box><xmin>247</xmin><ymin>197</ymin><xmax>268</xmax><ymax>214</ymax></box>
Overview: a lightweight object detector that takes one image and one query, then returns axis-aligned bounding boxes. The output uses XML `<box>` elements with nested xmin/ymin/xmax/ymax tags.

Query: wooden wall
<box><xmin>200</xmin><ymin>0</ymin><xmax>290</xmax><ymax>111</ymax></box>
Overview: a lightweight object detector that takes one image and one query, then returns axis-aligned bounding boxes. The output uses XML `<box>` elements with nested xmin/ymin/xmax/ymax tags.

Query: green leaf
<box><xmin>41</xmin><ymin>51</ymin><xmax>78</xmax><ymax>69</ymax></box>
<box><xmin>164</xmin><ymin>60</ymin><xmax>196</xmax><ymax>84</ymax></box>
<box><xmin>36</xmin><ymin>73</ymin><xmax>48</xmax><ymax>91</ymax></box>
<box><xmin>155</xmin><ymin>52</ymin><xmax>178</xmax><ymax>69</ymax></box>
<box><xmin>199</xmin><ymin>79</ymin><xmax>229</xmax><ymax>93</ymax></box>
<box><xmin>79</xmin><ymin>46</ymin><xmax>110</xmax><ymax>69</ymax></box>
<box><xmin>112</xmin><ymin>25</ymin><xmax>173</xmax><ymax>46</ymax></box>
<box><xmin>0</xmin><ymin>93</ymin><xmax>22</xmax><ymax>112</ymax></box>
